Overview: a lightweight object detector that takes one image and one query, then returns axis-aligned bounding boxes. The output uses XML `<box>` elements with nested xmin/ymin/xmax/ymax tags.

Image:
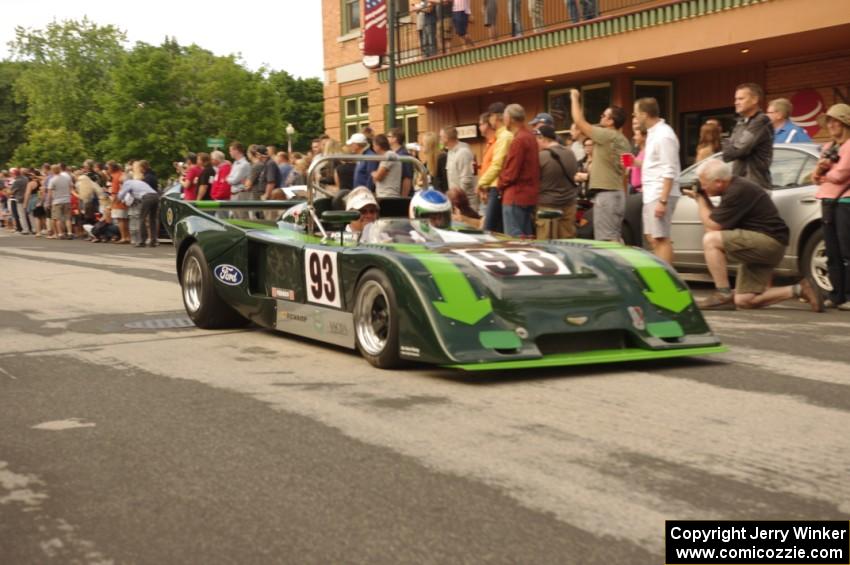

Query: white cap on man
<box><xmin>346</xmin><ymin>186</ymin><xmax>378</xmax><ymax>211</ymax></box>
<box><xmin>346</xmin><ymin>133</ymin><xmax>369</xmax><ymax>146</ymax></box>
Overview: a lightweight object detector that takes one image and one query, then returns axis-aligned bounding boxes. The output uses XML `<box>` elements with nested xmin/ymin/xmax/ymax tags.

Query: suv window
<box><xmin>678</xmin><ymin>148</ymin><xmax>818</xmax><ymax>189</ymax></box>
<box><xmin>797</xmin><ymin>155</ymin><xmax>818</xmax><ymax>186</ymax></box>
<box><xmin>769</xmin><ymin>148</ymin><xmax>809</xmax><ymax>189</ymax></box>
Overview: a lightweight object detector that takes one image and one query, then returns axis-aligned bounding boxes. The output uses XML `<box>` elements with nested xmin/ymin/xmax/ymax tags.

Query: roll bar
<box><xmin>304</xmin><ymin>152</ymin><xmax>429</xmax><ymax>235</ymax></box>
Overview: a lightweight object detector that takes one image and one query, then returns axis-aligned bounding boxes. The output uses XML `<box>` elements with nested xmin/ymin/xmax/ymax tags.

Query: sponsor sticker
<box><xmin>214</xmin><ymin>264</ymin><xmax>243</xmax><ymax>286</ymax></box>
<box><xmin>166</xmin><ymin>207</ymin><xmax>174</xmax><ymax>226</ymax></box>
<box><xmin>280</xmin><ymin>311</ymin><xmax>308</xmax><ymax>323</ymax></box>
<box><xmin>272</xmin><ymin>287</ymin><xmax>296</xmax><ymax>301</ymax></box>
<box><xmin>400</xmin><ymin>345</ymin><xmax>420</xmax><ymax>358</ymax></box>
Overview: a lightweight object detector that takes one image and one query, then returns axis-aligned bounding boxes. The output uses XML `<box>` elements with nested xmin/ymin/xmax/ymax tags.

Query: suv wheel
<box><xmin>801</xmin><ymin>231</ymin><xmax>832</xmax><ymax>295</ymax></box>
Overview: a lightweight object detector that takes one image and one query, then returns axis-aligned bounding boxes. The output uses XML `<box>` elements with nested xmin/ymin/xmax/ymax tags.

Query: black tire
<box><xmin>180</xmin><ymin>244</ymin><xmax>249</xmax><ymax>329</ymax></box>
<box><xmin>800</xmin><ymin>230</ymin><xmax>832</xmax><ymax>295</ymax></box>
<box><xmin>353</xmin><ymin>269</ymin><xmax>401</xmax><ymax>369</ymax></box>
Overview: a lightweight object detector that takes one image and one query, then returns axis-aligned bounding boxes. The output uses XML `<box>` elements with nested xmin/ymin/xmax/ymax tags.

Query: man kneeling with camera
<box><xmin>687</xmin><ymin>158</ymin><xmax>824</xmax><ymax>312</ymax></box>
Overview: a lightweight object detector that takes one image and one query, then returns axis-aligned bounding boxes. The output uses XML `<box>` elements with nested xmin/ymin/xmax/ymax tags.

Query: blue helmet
<box><xmin>409</xmin><ymin>189</ymin><xmax>451</xmax><ymax>228</ymax></box>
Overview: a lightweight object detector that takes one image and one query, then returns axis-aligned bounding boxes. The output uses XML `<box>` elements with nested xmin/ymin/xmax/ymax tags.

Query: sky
<box><xmin>0</xmin><ymin>0</ymin><xmax>325</xmax><ymax>80</ymax></box>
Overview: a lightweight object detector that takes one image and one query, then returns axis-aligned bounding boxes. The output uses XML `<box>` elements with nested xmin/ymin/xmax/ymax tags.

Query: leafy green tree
<box><xmin>0</xmin><ymin>61</ymin><xmax>28</xmax><ymax>166</ymax></box>
<box><xmin>268</xmin><ymin>70</ymin><xmax>324</xmax><ymax>151</ymax></box>
<box><xmin>173</xmin><ymin>46</ymin><xmax>285</xmax><ymax>149</ymax></box>
<box><xmin>11</xmin><ymin>127</ymin><xmax>87</xmax><ymax>167</ymax></box>
<box><xmin>9</xmin><ymin>18</ymin><xmax>126</xmax><ymax>155</ymax></box>
<box><xmin>96</xmin><ymin>41</ymin><xmax>194</xmax><ymax>178</ymax></box>
<box><xmin>97</xmin><ymin>41</ymin><xmax>287</xmax><ymax>179</ymax></box>
<box><xmin>5</xmin><ymin>21</ymin><xmax>325</xmax><ymax>171</ymax></box>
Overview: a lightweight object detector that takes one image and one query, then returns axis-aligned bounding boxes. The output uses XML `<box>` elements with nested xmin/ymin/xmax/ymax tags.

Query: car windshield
<box><xmin>359</xmin><ymin>218</ymin><xmax>503</xmax><ymax>245</ymax></box>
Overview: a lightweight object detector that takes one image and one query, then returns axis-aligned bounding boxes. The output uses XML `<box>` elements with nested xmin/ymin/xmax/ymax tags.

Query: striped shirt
<box><xmin>452</xmin><ymin>0</ymin><xmax>472</xmax><ymax>14</ymax></box>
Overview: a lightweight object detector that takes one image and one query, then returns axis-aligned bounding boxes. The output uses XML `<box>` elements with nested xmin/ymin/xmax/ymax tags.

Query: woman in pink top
<box><xmin>630</xmin><ymin>126</ymin><xmax>646</xmax><ymax>194</ymax></box>
<box><xmin>812</xmin><ymin>104</ymin><xmax>850</xmax><ymax>309</ymax></box>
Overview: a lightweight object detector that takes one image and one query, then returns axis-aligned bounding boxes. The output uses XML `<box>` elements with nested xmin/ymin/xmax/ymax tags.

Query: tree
<box><xmin>0</xmin><ymin>61</ymin><xmax>28</xmax><ymax>166</ymax></box>
<box><xmin>268</xmin><ymin>70</ymin><xmax>324</xmax><ymax>151</ymax></box>
<box><xmin>97</xmin><ymin>41</ymin><xmax>287</xmax><ymax>179</ymax></box>
<box><xmin>96</xmin><ymin>41</ymin><xmax>194</xmax><ymax>178</ymax></box>
<box><xmin>11</xmin><ymin>127</ymin><xmax>87</xmax><ymax>167</ymax></box>
<box><xmin>9</xmin><ymin>18</ymin><xmax>127</xmax><ymax>155</ymax></box>
<box><xmin>5</xmin><ymin>22</ymin><xmax>325</xmax><ymax>171</ymax></box>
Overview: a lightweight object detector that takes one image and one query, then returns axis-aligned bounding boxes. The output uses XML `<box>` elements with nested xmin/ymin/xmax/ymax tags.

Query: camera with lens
<box><xmin>822</xmin><ymin>143</ymin><xmax>841</xmax><ymax>164</ymax></box>
<box><xmin>683</xmin><ymin>181</ymin><xmax>706</xmax><ymax>197</ymax></box>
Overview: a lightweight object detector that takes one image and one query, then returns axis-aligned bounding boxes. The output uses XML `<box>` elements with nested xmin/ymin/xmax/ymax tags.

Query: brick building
<box><xmin>322</xmin><ymin>0</ymin><xmax>850</xmax><ymax>163</ymax></box>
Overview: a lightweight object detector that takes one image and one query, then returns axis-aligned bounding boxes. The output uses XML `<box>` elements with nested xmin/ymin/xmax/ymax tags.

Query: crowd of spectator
<box><xmin>1</xmin><ymin>159</ymin><xmax>160</xmax><ymax>247</ymax></box>
<box><xmin>410</xmin><ymin>1</ymin><xmax>600</xmax><ymax>58</ymax></box>
<box><xmin>2</xmin><ymin>83</ymin><xmax>848</xmax><ymax>314</ymax></box>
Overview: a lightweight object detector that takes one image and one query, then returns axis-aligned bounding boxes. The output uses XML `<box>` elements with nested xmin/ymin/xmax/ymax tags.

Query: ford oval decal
<box><xmin>214</xmin><ymin>264</ymin><xmax>243</xmax><ymax>286</ymax></box>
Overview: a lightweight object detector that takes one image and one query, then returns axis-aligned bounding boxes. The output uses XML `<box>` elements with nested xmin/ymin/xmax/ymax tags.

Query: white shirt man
<box><xmin>441</xmin><ymin>126</ymin><xmax>476</xmax><ymax>207</ymax></box>
<box><xmin>371</xmin><ymin>134</ymin><xmax>402</xmax><ymax>198</ymax></box>
<box><xmin>226</xmin><ymin>142</ymin><xmax>253</xmax><ymax>219</ymax></box>
<box><xmin>634</xmin><ymin>97</ymin><xmax>681</xmax><ymax>264</ymax></box>
<box><xmin>227</xmin><ymin>143</ymin><xmax>251</xmax><ymax>197</ymax></box>
<box><xmin>642</xmin><ymin>120</ymin><xmax>681</xmax><ymax>204</ymax></box>
<box><xmin>48</xmin><ymin>170</ymin><xmax>73</xmax><ymax>205</ymax></box>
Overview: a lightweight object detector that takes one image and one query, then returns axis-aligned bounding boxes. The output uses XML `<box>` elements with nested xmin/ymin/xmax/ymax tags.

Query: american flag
<box><xmin>363</xmin><ymin>0</ymin><xmax>388</xmax><ymax>56</ymax></box>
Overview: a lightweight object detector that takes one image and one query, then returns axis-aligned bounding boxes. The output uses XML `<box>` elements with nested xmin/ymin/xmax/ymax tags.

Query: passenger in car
<box><xmin>346</xmin><ymin>187</ymin><xmax>380</xmax><ymax>238</ymax></box>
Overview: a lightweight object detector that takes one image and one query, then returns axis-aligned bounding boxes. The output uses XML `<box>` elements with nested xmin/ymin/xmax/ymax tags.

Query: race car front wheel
<box><xmin>181</xmin><ymin>243</ymin><xmax>248</xmax><ymax>329</ymax></box>
<box><xmin>353</xmin><ymin>269</ymin><xmax>401</xmax><ymax>369</ymax></box>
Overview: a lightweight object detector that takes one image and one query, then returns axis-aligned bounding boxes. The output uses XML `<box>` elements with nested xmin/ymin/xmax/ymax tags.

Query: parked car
<box><xmin>581</xmin><ymin>143</ymin><xmax>829</xmax><ymax>293</ymax></box>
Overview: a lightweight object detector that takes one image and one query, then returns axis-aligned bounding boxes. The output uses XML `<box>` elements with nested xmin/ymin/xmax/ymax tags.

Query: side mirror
<box><xmin>321</xmin><ymin>210</ymin><xmax>361</xmax><ymax>224</ymax></box>
<box><xmin>537</xmin><ymin>209</ymin><xmax>563</xmax><ymax>220</ymax></box>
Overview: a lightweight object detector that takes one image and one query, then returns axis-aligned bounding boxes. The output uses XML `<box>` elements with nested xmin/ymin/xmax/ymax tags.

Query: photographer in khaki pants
<box><xmin>688</xmin><ymin>158</ymin><xmax>823</xmax><ymax>312</ymax></box>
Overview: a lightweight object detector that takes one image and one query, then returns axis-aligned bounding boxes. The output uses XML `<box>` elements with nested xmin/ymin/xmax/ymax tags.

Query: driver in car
<box><xmin>346</xmin><ymin>186</ymin><xmax>380</xmax><ymax>239</ymax></box>
<box><xmin>410</xmin><ymin>189</ymin><xmax>452</xmax><ymax>228</ymax></box>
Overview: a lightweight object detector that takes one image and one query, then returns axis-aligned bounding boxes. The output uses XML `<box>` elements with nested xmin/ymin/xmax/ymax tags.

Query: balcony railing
<box><xmin>393</xmin><ymin>0</ymin><xmax>679</xmax><ymax>66</ymax></box>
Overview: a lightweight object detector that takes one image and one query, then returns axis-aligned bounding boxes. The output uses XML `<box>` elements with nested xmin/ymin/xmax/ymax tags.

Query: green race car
<box><xmin>161</xmin><ymin>154</ymin><xmax>724</xmax><ymax>371</ymax></box>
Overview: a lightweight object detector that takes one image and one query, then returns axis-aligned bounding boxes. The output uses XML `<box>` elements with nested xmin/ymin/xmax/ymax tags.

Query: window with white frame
<box><xmin>342</xmin><ymin>0</ymin><xmax>360</xmax><ymax>35</ymax></box>
<box><xmin>343</xmin><ymin>94</ymin><xmax>370</xmax><ymax>140</ymax></box>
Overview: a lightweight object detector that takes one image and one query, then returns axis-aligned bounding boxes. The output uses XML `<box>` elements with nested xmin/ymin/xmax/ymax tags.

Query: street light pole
<box><xmin>387</xmin><ymin>0</ymin><xmax>397</xmax><ymax>130</ymax></box>
<box><xmin>286</xmin><ymin>123</ymin><xmax>295</xmax><ymax>154</ymax></box>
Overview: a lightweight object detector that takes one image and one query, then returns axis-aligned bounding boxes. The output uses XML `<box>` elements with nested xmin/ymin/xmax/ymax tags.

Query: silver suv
<box><xmin>669</xmin><ymin>143</ymin><xmax>829</xmax><ymax>292</ymax></box>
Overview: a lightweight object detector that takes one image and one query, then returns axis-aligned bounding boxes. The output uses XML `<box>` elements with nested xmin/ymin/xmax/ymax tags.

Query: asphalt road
<box><xmin>1</xmin><ymin>232</ymin><xmax>849</xmax><ymax>564</ymax></box>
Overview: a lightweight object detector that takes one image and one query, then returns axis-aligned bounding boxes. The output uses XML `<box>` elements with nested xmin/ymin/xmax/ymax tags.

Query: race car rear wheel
<box><xmin>353</xmin><ymin>269</ymin><xmax>401</xmax><ymax>369</ymax></box>
<box><xmin>181</xmin><ymin>244</ymin><xmax>248</xmax><ymax>329</ymax></box>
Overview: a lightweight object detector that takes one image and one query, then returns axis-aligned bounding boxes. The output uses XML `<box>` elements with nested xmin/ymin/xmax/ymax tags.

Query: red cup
<box><xmin>620</xmin><ymin>153</ymin><xmax>635</xmax><ymax>167</ymax></box>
